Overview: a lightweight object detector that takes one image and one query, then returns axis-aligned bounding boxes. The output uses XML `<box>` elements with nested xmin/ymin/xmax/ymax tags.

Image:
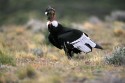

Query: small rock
<box><xmin>31</xmin><ymin>48</ymin><xmax>43</xmax><ymax>57</ymax></box>
<box><xmin>71</xmin><ymin>23</ymin><xmax>84</xmax><ymax>31</ymax></box>
<box><xmin>88</xmin><ymin>16</ymin><xmax>102</xmax><ymax>24</ymax></box>
<box><xmin>25</xmin><ymin>19</ymin><xmax>46</xmax><ymax>33</ymax></box>
<box><xmin>106</xmin><ymin>11</ymin><xmax>125</xmax><ymax>22</ymax></box>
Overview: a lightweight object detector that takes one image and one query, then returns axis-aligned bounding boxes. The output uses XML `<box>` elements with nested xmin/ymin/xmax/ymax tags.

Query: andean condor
<box><xmin>45</xmin><ymin>6</ymin><xmax>103</xmax><ymax>59</ymax></box>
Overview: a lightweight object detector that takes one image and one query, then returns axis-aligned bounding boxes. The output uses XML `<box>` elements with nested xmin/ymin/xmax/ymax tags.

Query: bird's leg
<box><xmin>63</xmin><ymin>42</ymin><xmax>73</xmax><ymax>59</ymax></box>
<box><xmin>69</xmin><ymin>50</ymin><xmax>74</xmax><ymax>58</ymax></box>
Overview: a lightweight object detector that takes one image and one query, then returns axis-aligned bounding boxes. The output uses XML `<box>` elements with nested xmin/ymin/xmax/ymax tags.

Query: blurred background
<box><xmin>0</xmin><ymin>0</ymin><xmax>125</xmax><ymax>25</ymax></box>
<box><xmin>0</xmin><ymin>0</ymin><xmax>125</xmax><ymax>83</ymax></box>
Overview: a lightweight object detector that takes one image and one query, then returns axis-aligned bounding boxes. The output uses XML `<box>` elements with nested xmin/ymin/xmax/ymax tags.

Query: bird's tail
<box><xmin>95</xmin><ymin>44</ymin><xmax>103</xmax><ymax>50</ymax></box>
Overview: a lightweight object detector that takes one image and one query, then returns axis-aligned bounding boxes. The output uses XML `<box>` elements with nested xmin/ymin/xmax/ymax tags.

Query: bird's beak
<box><xmin>45</xmin><ymin>12</ymin><xmax>47</xmax><ymax>15</ymax></box>
<box><xmin>46</xmin><ymin>10</ymin><xmax>55</xmax><ymax>21</ymax></box>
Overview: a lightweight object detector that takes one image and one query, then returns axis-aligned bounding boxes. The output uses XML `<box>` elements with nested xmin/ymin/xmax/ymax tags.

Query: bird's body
<box><xmin>47</xmin><ymin>20</ymin><xmax>103</xmax><ymax>59</ymax></box>
<box><xmin>45</xmin><ymin>6</ymin><xmax>103</xmax><ymax>59</ymax></box>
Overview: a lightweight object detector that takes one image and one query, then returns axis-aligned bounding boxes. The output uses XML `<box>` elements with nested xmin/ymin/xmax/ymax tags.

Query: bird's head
<box><xmin>45</xmin><ymin>6</ymin><xmax>56</xmax><ymax>21</ymax></box>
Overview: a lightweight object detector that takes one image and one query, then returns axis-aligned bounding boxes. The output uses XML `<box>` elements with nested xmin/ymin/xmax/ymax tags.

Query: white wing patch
<box><xmin>71</xmin><ymin>33</ymin><xmax>96</xmax><ymax>53</ymax></box>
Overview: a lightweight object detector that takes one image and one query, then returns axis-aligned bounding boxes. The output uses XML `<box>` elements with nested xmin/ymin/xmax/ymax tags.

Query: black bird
<box><xmin>45</xmin><ymin>6</ymin><xmax>103</xmax><ymax>59</ymax></box>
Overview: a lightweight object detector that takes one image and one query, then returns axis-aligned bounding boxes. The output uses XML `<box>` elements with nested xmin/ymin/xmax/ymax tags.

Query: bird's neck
<box><xmin>49</xmin><ymin>18</ymin><xmax>56</xmax><ymax>22</ymax></box>
<box><xmin>49</xmin><ymin>15</ymin><xmax>56</xmax><ymax>22</ymax></box>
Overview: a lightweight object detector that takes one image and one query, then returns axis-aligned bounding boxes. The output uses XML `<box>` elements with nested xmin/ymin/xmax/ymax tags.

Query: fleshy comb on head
<box><xmin>45</xmin><ymin>6</ymin><xmax>55</xmax><ymax>15</ymax></box>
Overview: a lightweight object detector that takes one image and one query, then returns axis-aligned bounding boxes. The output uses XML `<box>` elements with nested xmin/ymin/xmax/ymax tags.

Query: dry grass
<box><xmin>0</xmin><ymin>21</ymin><xmax>125</xmax><ymax>83</ymax></box>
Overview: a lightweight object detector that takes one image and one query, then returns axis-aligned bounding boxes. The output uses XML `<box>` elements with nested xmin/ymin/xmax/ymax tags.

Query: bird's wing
<box><xmin>71</xmin><ymin>33</ymin><xmax>96</xmax><ymax>53</ymax></box>
<box><xmin>58</xmin><ymin>29</ymin><xmax>83</xmax><ymax>42</ymax></box>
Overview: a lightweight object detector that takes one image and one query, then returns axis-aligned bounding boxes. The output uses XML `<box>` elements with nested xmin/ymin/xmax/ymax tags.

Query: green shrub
<box><xmin>0</xmin><ymin>50</ymin><xmax>16</xmax><ymax>66</ymax></box>
<box><xmin>106</xmin><ymin>47</ymin><xmax>125</xmax><ymax>65</ymax></box>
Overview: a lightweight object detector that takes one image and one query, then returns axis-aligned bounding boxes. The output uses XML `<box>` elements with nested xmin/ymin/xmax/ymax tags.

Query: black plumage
<box><xmin>45</xmin><ymin>7</ymin><xmax>103</xmax><ymax>59</ymax></box>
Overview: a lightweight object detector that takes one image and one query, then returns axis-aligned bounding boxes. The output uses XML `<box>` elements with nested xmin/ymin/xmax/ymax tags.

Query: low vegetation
<box><xmin>106</xmin><ymin>46</ymin><xmax>125</xmax><ymax>65</ymax></box>
<box><xmin>0</xmin><ymin>50</ymin><xmax>16</xmax><ymax>66</ymax></box>
<box><xmin>0</xmin><ymin>20</ymin><xmax>125</xmax><ymax>82</ymax></box>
